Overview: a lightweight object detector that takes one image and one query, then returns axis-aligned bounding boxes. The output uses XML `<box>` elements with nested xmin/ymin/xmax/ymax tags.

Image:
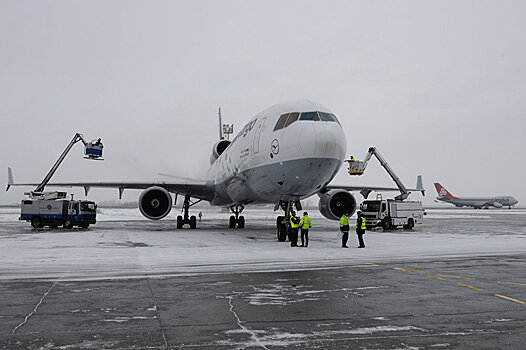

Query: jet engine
<box><xmin>492</xmin><ymin>202</ymin><xmax>503</xmax><ymax>208</ymax></box>
<box><xmin>210</xmin><ymin>139</ymin><xmax>231</xmax><ymax>164</ymax></box>
<box><xmin>318</xmin><ymin>190</ymin><xmax>357</xmax><ymax>220</ymax></box>
<box><xmin>139</xmin><ymin>186</ymin><xmax>173</xmax><ymax>220</ymax></box>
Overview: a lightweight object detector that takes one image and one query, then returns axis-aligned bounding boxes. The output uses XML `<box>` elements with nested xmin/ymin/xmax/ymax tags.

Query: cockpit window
<box><xmin>300</xmin><ymin>112</ymin><xmax>320</xmax><ymax>121</ymax></box>
<box><xmin>284</xmin><ymin>112</ymin><xmax>299</xmax><ymax>127</ymax></box>
<box><xmin>319</xmin><ymin>112</ymin><xmax>334</xmax><ymax>121</ymax></box>
<box><xmin>274</xmin><ymin>113</ymin><xmax>289</xmax><ymax>131</ymax></box>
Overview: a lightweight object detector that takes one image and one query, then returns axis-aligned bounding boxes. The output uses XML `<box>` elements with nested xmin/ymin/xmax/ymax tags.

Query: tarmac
<box><xmin>0</xmin><ymin>207</ymin><xmax>525</xmax><ymax>349</ymax></box>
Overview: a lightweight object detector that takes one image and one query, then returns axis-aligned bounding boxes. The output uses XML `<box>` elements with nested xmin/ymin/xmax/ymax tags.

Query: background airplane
<box><xmin>434</xmin><ymin>183</ymin><xmax>518</xmax><ymax>209</ymax></box>
<box><xmin>8</xmin><ymin>100</ymin><xmax>423</xmax><ymax>239</ymax></box>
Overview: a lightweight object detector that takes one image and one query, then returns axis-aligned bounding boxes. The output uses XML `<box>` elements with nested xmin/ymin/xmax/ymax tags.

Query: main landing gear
<box><xmin>276</xmin><ymin>200</ymin><xmax>302</xmax><ymax>242</ymax></box>
<box><xmin>177</xmin><ymin>194</ymin><xmax>202</xmax><ymax>229</ymax></box>
<box><xmin>229</xmin><ymin>204</ymin><xmax>245</xmax><ymax>228</ymax></box>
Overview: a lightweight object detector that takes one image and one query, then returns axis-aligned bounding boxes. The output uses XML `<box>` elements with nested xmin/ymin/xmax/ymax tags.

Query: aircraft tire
<box><xmin>31</xmin><ymin>217</ymin><xmax>43</xmax><ymax>229</ymax></box>
<box><xmin>176</xmin><ymin>216</ymin><xmax>183</xmax><ymax>229</ymax></box>
<box><xmin>277</xmin><ymin>223</ymin><xmax>287</xmax><ymax>242</ymax></box>
<box><xmin>190</xmin><ymin>216</ymin><xmax>197</xmax><ymax>229</ymax></box>
<box><xmin>238</xmin><ymin>216</ymin><xmax>245</xmax><ymax>228</ymax></box>
<box><xmin>229</xmin><ymin>216</ymin><xmax>236</xmax><ymax>228</ymax></box>
<box><xmin>63</xmin><ymin>217</ymin><xmax>74</xmax><ymax>229</ymax></box>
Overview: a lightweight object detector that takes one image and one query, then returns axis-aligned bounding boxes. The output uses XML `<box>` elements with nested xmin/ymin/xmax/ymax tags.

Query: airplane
<box><xmin>434</xmin><ymin>183</ymin><xmax>518</xmax><ymax>209</ymax></box>
<box><xmin>7</xmin><ymin>99</ymin><xmax>424</xmax><ymax>240</ymax></box>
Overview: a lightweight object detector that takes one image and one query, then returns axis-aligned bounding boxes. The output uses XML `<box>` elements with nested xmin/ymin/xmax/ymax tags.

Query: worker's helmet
<box><xmin>303</xmin><ymin>212</ymin><xmax>308</xmax><ymax>216</ymax></box>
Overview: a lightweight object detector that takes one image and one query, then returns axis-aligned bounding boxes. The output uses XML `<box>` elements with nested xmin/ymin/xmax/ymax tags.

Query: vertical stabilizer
<box><xmin>434</xmin><ymin>183</ymin><xmax>456</xmax><ymax>199</ymax></box>
<box><xmin>6</xmin><ymin>167</ymin><xmax>14</xmax><ymax>191</ymax></box>
<box><xmin>416</xmin><ymin>175</ymin><xmax>425</xmax><ymax>196</ymax></box>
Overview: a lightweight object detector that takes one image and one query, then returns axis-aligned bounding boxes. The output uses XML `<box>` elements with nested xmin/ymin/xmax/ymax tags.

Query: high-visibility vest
<box><xmin>356</xmin><ymin>216</ymin><xmax>366</xmax><ymax>230</ymax></box>
<box><xmin>339</xmin><ymin>215</ymin><xmax>349</xmax><ymax>227</ymax></box>
<box><xmin>290</xmin><ymin>216</ymin><xmax>300</xmax><ymax>228</ymax></box>
<box><xmin>300</xmin><ymin>216</ymin><xmax>311</xmax><ymax>229</ymax></box>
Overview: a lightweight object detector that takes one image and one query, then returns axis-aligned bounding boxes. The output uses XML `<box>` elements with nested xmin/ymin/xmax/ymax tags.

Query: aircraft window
<box><xmin>319</xmin><ymin>112</ymin><xmax>335</xmax><ymax>121</ymax></box>
<box><xmin>331</xmin><ymin>113</ymin><xmax>341</xmax><ymax>124</ymax></box>
<box><xmin>300</xmin><ymin>111</ymin><xmax>320</xmax><ymax>121</ymax></box>
<box><xmin>284</xmin><ymin>112</ymin><xmax>299</xmax><ymax>127</ymax></box>
<box><xmin>274</xmin><ymin>113</ymin><xmax>289</xmax><ymax>131</ymax></box>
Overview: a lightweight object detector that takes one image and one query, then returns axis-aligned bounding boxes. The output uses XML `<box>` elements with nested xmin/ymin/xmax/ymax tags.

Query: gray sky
<box><xmin>1</xmin><ymin>0</ymin><xmax>525</xmax><ymax>206</ymax></box>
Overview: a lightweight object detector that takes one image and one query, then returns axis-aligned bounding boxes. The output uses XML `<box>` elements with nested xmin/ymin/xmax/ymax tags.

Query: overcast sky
<box><xmin>1</xmin><ymin>0</ymin><xmax>525</xmax><ymax>206</ymax></box>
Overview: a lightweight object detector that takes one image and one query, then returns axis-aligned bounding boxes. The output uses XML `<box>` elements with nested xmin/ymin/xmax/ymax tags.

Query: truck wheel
<box><xmin>404</xmin><ymin>219</ymin><xmax>414</xmax><ymax>230</ymax></box>
<box><xmin>63</xmin><ymin>217</ymin><xmax>74</xmax><ymax>229</ymax></box>
<box><xmin>31</xmin><ymin>217</ymin><xmax>43</xmax><ymax>228</ymax></box>
<box><xmin>382</xmin><ymin>218</ymin><xmax>392</xmax><ymax>230</ymax></box>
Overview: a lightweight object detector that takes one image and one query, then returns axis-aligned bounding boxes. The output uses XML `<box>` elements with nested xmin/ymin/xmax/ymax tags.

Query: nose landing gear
<box><xmin>276</xmin><ymin>200</ymin><xmax>302</xmax><ymax>242</ymax></box>
<box><xmin>229</xmin><ymin>204</ymin><xmax>245</xmax><ymax>228</ymax></box>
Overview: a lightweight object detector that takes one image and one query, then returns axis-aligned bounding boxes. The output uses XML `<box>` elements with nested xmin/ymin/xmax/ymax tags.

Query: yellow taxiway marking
<box><xmin>457</xmin><ymin>283</ymin><xmax>482</xmax><ymax>291</ymax></box>
<box><xmin>422</xmin><ymin>274</ymin><xmax>446</xmax><ymax>280</ymax></box>
<box><xmin>439</xmin><ymin>274</ymin><xmax>475</xmax><ymax>280</ymax></box>
<box><xmin>494</xmin><ymin>294</ymin><xmax>526</xmax><ymax>305</ymax></box>
<box><xmin>393</xmin><ymin>268</ymin><xmax>422</xmax><ymax>273</ymax></box>
<box><xmin>364</xmin><ymin>263</ymin><xmax>380</xmax><ymax>266</ymax></box>
<box><xmin>498</xmin><ymin>281</ymin><xmax>526</xmax><ymax>286</ymax></box>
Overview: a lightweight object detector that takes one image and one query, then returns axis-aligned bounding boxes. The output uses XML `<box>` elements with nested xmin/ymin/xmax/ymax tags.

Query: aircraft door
<box><xmin>252</xmin><ymin>117</ymin><xmax>267</xmax><ymax>154</ymax></box>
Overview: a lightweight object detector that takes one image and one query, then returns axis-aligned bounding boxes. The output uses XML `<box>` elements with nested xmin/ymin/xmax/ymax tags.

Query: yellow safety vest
<box><xmin>300</xmin><ymin>216</ymin><xmax>312</xmax><ymax>229</ymax></box>
<box><xmin>290</xmin><ymin>216</ymin><xmax>300</xmax><ymax>228</ymax></box>
<box><xmin>356</xmin><ymin>216</ymin><xmax>366</xmax><ymax>230</ymax></box>
<box><xmin>339</xmin><ymin>215</ymin><xmax>349</xmax><ymax>227</ymax></box>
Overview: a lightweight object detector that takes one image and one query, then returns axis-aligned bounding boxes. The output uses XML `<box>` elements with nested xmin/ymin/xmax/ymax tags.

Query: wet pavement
<box><xmin>1</xmin><ymin>254</ymin><xmax>525</xmax><ymax>349</ymax></box>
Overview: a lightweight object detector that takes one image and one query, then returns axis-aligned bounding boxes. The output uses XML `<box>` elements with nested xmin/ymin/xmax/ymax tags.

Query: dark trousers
<box><xmin>342</xmin><ymin>231</ymin><xmax>349</xmax><ymax>247</ymax></box>
<box><xmin>301</xmin><ymin>229</ymin><xmax>309</xmax><ymax>246</ymax></box>
<box><xmin>356</xmin><ymin>229</ymin><xmax>365</xmax><ymax>247</ymax></box>
<box><xmin>291</xmin><ymin>228</ymin><xmax>299</xmax><ymax>246</ymax></box>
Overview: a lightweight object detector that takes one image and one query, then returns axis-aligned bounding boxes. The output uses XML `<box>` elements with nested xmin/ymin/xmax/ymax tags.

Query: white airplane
<box><xmin>7</xmin><ymin>100</ymin><xmax>422</xmax><ymax>240</ymax></box>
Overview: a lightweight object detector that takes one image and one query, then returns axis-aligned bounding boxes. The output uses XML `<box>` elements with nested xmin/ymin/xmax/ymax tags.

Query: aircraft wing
<box><xmin>6</xmin><ymin>168</ymin><xmax>215</xmax><ymax>202</ymax></box>
<box><xmin>326</xmin><ymin>185</ymin><xmax>425</xmax><ymax>199</ymax></box>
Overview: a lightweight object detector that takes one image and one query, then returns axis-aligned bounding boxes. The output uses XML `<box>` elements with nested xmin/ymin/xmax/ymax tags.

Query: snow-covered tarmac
<box><xmin>1</xmin><ymin>207</ymin><xmax>525</xmax><ymax>281</ymax></box>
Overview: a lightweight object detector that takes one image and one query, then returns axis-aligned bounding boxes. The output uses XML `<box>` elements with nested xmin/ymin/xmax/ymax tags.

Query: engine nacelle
<box><xmin>492</xmin><ymin>202</ymin><xmax>503</xmax><ymax>208</ymax></box>
<box><xmin>318</xmin><ymin>190</ymin><xmax>357</xmax><ymax>220</ymax></box>
<box><xmin>210</xmin><ymin>139</ymin><xmax>231</xmax><ymax>164</ymax></box>
<box><xmin>139</xmin><ymin>186</ymin><xmax>173</xmax><ymax>220</ymax></box>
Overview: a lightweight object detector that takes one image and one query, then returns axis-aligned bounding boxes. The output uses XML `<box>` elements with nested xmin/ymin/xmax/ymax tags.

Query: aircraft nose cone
<box><xmin>315</xmin><ymin>123</ymin><xmax>347</xmax><ymax>160</ymax></box>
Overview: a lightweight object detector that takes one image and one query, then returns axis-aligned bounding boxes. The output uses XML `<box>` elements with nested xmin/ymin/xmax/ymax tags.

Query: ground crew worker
<box><xmin>198</xmin><ymin>212</ymin><xmax>202</xmax><ymax>221</ymax></box>
<box><xmin>299</xmin><ymin>212</ymin><xmax>312</xmax><ymax>247</ymax></box>
<box><xmin>290</xmin><ymin>211</ymin><xmax>300</xmax><ymax>247</ymax></box>
<box><xmin>339</xmin><ymin>211</ymin><xmax>350</xmax><ymax>248</ymax></box>
<box><xmin>350</xmin><ymin>155</ymin><xmax>355</xmax><ymax>162</ymax></box>
<box><xmin>356</xmin><ymin>211</ymin><xmax>366</xmax><ymax>248</ymax></box>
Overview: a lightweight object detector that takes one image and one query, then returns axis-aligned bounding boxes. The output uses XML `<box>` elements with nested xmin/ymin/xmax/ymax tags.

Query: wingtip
<box><xmin>6</xmin><ymin>167</ymin><xmax>14</xmax><ymax>191</ymax></box>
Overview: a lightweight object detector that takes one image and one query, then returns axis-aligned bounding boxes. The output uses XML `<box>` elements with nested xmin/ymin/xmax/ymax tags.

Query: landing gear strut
<box><xmin>177</xmin><ymin>194</ymin><xmax>201</xmax><ymax>229</ymax></box>
<box><xmin>229</xmin><ymin>204</ymin><xmax>245</xmax><ymax>228</ymax></box>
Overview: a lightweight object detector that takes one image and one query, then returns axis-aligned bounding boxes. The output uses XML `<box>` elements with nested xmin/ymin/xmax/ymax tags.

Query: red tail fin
<box><xmin>434</xmin><ymin>183</ymin><xmax>457</xmax><ymax>199</ymax></box>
